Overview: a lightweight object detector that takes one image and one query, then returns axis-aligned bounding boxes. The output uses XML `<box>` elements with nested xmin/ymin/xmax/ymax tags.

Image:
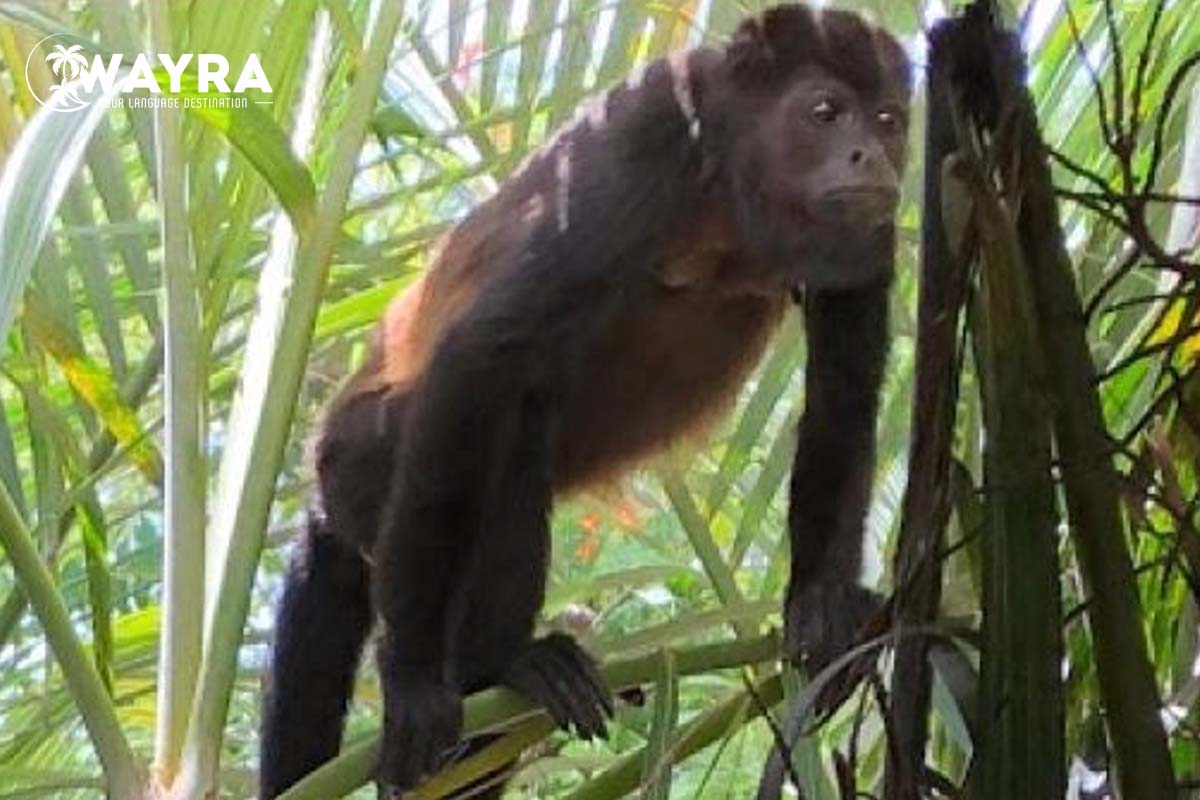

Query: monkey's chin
<box><xmin>799</xmin><ymin>260</ymin><xmax>890</xmax><ymax>291</ymax></box>
<box><xmin>789</xmin><ymin>225</ymin><xmax>895</xmax><ymax>290</ymax></box>
<box><xmin>738</xmin><ymin>212</ymin><xmax>895</xmax><ymax>291</ymax></box>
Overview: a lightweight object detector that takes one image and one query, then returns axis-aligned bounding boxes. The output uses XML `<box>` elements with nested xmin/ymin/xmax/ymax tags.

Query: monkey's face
<box><xmin>728</xmin><ymin>67</ymin><xmax>911</xmax><ymax>290</ymax></box>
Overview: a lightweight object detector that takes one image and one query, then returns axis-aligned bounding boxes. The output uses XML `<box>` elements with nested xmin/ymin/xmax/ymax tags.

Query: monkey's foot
<box><xmin>501</xmin><ymin>633</ymin><xmax>614</xmax><ymax>740</ymax></box>
<box><xmin>785</xmin><ymin>580</ymin><xmax>885</xmax><ymax>707</ymax></box>
<box><xmin>376</xmin><ymin>676</ymin><xmax>463</xmax><ymax>796</ymax></box>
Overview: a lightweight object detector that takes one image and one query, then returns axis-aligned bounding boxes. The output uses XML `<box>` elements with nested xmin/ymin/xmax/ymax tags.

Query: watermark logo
<box><xmin>34</xmin><ymin>38</ymin><xmax>90</xmax><ymax>111</ymax></box>
<box><xmin>25</xmin><ymin>34</ymin><xmax>273</xmax><ymax>112</ymax></box>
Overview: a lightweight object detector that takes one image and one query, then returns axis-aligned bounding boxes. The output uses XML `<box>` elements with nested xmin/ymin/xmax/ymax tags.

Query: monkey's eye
<box><xmin>877</xmin><ymin>109</ymin><xmax>903</xmax><ymax>129</ymax></box>
<box><xmin>811</xmin><ymin>98</ymin><xmax>839</xmax><ymax>123</ymax></box>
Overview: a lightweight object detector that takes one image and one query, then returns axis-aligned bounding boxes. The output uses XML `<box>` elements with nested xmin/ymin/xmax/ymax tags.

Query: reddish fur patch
<box><xmin>366</xmin><ymin>195</ymin><xmax>538</xmax><ymax>393</ymax></box>
<box><xmin>377</xmin><ymin>276</ymin><xmax>430</xmax><ymax>389</ymax></box>
<box><xmin>553</xmin><ymin>211</ymin><xmax>787</xmax><ymax>491</ymax></box>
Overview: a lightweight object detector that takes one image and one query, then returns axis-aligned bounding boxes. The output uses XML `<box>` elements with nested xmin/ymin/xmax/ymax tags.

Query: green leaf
<box><xmin>22</xmin><ymin>293</ymin><xmax>162</xmax><ymax>485</ymax></box>
<box><xmin>641</xmin><ymin>649</ymin><xmax>679</xmax><ymax>800</ymax></box>
<box><xmin>170</xmin><ymin>88</ymin><xmax>316</xmax><ymax>233</ymax></box>
<box><xmin>0</xmin><ymin>66</ymin><xmax>316</xmax><ymax>347</ymax></box>
<box><xmin>0</xmin><ymin>79</ymin><xmax>122</xmax><ymax>346</ymax></box>
<box><xmin>313</xmin><ymin>276</ymin><xmax>409</xmax><ymax>339</ymax></box>
<box><xmin>371</xmin><ymin>105</ymin><xmax>427</xmax><ymax>143</ymax></box>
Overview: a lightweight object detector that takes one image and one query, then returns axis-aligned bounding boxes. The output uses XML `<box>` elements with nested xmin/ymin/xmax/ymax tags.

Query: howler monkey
<box><xmin>260</xmin><ymin>5</ymin><xmax>911</xmax><ymax>797</ymax></box>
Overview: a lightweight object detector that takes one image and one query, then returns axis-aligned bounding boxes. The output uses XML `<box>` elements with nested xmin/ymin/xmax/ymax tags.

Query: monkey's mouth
<box><xmin>816</xmin><ymin>187</ymin><xmax>900</xmax><ymax>227</ymax></box>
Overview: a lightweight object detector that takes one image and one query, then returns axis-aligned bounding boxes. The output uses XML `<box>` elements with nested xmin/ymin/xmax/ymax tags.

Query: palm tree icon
<box><xmin>45</xmin><ymin>43</ymin><xmax>88</xmax><ymax>85</ymax></box>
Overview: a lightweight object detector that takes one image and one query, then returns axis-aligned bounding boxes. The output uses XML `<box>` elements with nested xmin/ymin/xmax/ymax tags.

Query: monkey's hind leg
<box><xmin>446</xmin><ymin>388</ymin><xmax>614</xmax><ymax>745</ymax></box>
<box><xmin>259</xmin><ymin>515</ymin><xmax>373</xmax><ymax>799</ymax></box>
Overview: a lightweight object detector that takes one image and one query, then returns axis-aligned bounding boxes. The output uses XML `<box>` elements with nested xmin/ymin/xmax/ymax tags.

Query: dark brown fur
<box><xmin>364</xmin><ymin>196</ymin><xmax>785</xmax><ymax>493</ymax></box>
<box><xmin>261</xmin><ymin>5</ymin><xmax>911</xmax><ymax>797</ymax></box>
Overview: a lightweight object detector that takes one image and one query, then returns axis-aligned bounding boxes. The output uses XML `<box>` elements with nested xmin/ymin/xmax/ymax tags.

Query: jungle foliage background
<box><xmin>0</xmin><ymin>0</ymin><xmax>1195</xmax><ymax>797</ymax></box>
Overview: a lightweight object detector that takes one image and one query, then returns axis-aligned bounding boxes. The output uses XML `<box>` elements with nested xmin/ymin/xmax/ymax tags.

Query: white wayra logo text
<box><xmin>27</xmin><ymin>34</ymin><xmax>272</xmax><ymax>112</ymax></box>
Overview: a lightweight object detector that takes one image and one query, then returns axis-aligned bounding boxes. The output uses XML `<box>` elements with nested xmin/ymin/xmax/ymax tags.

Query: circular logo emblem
<box><xmin>25</xmin><ymin>34</ymin><xmax>95</xmax><ymax>112</ymax></box>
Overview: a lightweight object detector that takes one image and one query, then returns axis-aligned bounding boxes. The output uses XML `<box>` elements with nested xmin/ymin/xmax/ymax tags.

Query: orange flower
<box><xmin>576</xmin><ymin>534</ymin><xmax>600</xmax><ymax>564</ymax></box>
<box><xmin>615</xmin><ymin>504</ymin><xmax>640</xmax><ymax>530</ymax></box>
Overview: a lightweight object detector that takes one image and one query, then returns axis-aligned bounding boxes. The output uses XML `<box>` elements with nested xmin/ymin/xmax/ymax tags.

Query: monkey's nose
<box><xmin>848</xmin><ymin>142</ymin><xmax>891</xmax><ymax>172</ymax></box>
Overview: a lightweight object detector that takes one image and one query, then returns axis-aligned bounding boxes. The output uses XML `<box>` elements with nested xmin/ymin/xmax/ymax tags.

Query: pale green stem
<box><xmin>1165</xmin><ymin>79</ymin><xmax>1200</xmax><ymax>256</ymax></box>
<box><xmin>660</xmin><ymin>470</ymin><xmax>754</xmax><ymax>639</ymax></box>
<box><xmin>566</xmin><ymin>674</ymin><xmax>784</xmax><ymax>800</ymax></box>
<box><xmin>150</xmin><ymin>0</ymin><xmax>206</xmax><ymax>783</ymax></box>
<box><xmin>174</xmin><ymin>4</ymin><xmax>406</xmax><ymax>796</ymax></box>
<box><xmin>277</xmin><ymin>633</ymin><xmax>781</xmax><ymax>800</ymax></box>
<box><xmin>0</xmin><ymin>485</ymin><xmax>144</xmax><ymax>797</ymax></box>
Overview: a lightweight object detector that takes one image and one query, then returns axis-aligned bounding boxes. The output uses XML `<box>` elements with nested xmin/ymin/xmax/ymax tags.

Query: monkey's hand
<box><xmin>502</xmin><ymin>633</ymin><xmax>614</xmax><ymax>741</ymax></box>
<box><xmin>377</xmin><ymin>676</ymin><xmax>463</xmax><ymax>796</ymax></box>
<box><xmin>784</xmin><ymin>580</ymin><xmax>884</xmax><ymax>704</ymax></box>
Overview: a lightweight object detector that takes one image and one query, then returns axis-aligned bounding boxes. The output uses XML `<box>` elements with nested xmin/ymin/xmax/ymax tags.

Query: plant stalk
<box><xmin>278</xmin><ymin>633</ymin><xmax>781</xmax><ymax>799</ymax></box>
<box><xmin>174</xmin><ymin>5</ymin><xmax>405</xmax><ymax>796</ymax></box>
<box><xmin>0</xmin><ymin>485</ymin><xmax>144</xmax><ymax>797</ymax></box>
<box><xmin>150</xmin><ymin>0</ymin><xmax>206</xmax><ymax>782</ymax></box>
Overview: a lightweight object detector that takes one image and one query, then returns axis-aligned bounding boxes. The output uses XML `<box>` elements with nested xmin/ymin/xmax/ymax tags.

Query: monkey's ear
<box><xmin>725</xmin><ymin>18</ymin><xmax>776</xmax><ymax>82</ymax></box>
<box><xmin>726</xmin><ymin>7</ymin><xmax>821</xmax><ymax>85</ymax></box>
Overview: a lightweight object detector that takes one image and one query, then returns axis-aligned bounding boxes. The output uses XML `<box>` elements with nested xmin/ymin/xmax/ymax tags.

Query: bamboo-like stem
<box><xmin>1019</xmin><ymin>112</ymin><xmax>1177</xmax><ymax>800</ymax></box>
<box><xmin>173</xmin><ymin>5</ymin><xmax>405</xmax><ymax>797</ymax></box>
<box><xmin>990</xmin><ymin>7</ymin><xmax>1175</xmax><ymax>795</ymax></box>
<box><xmin>566</xmin><ymin>673</ymin><xmax>783</xmax><ymax>800</ymax></box>
<box><xmin>412</xmin><ymin>717</ymin><xmax>557</xmax><ymax>799</ymax></box>
<box><xmin>933</xmin><ymin>14</ymin><xmax>1067</xmax><ymax>796</ymax></box>
<box><xmin>971</xmin><ymin>159</ymin><xmax>1065</xmax><ymax>799</ymax></box>
<box><xmin>883</xmin><ymin>19</ymin><xmax>968</xmax><ymax>794</ymax></box>
<box><xmin>660</xmin><ymin>470</ymin><xmax>754</xmax><ymax>640</ymax></box>
<box><xmin>150</xmin><ymin>0</ymin><xmax>205</xmax><ymax>783</ymax></box>
<box><xmin>0</xmin><ymin>485</ymin><xmax>144</xmax><ymax>797</ymax></box>
<box><xmin>277</xmin><ymin>633</ymin><xmax>781</xmax><ymax>800</ymax></box>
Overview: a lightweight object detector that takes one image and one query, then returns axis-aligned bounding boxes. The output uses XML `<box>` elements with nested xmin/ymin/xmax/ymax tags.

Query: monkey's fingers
<box><xmin>537</xmin><ymin>654</ymin><xmax>608</xmax><ymax>740</ymax></box>
<box><xmin>538</xmin><ymin>645</ymin><xmax>611</xmax><ymax>739</ymax></box>
<box><xmin>503</xmin><ymin>659</ymin><xmax>575</xmax><ymax>731</ymax></box>
<box><xmin>546</xmin><ymin>634</ymin><xmax>614</xmax><ymax>721</ymax></box>
<box><xmin>502</xmin><ymin>634</ymin><xmax>612</xmax><ymax>740</ymax></box>
<box><xmin>508</xmin><ymin>652</ymin><xmax>608</xmax><ymax>740</ymax></box>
